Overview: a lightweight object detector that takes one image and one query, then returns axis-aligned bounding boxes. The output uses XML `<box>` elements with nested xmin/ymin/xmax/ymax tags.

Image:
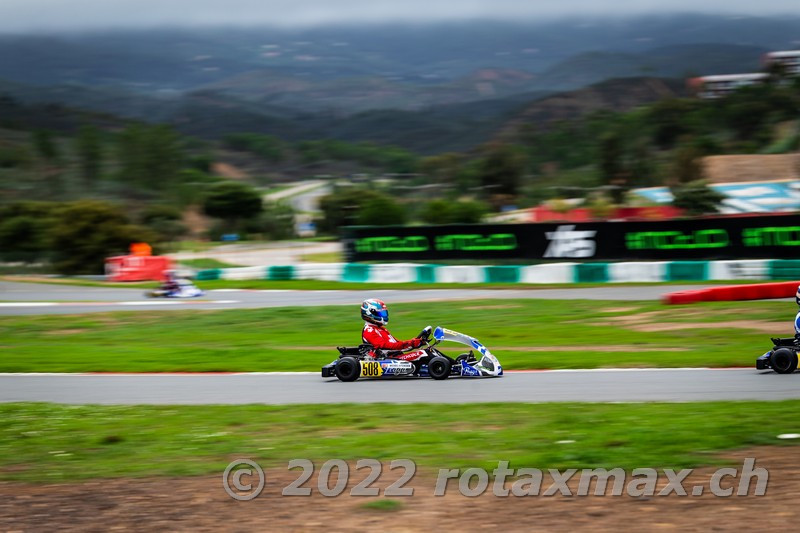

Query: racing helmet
<box><xmin>361</xmin><ymin>298</ymin><xmax>389</xmax><ymax>326</ymax></box>
<box><xmin>796</xmin><ymin>285</ymin><xmax>800</xmax><ymax>307</ymax></box>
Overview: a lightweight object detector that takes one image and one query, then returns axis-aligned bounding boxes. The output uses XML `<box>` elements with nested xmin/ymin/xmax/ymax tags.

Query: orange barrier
<box><xmin>663</xmin><ymin>281</ymin><xmax>799</xmax><ymax>305</ymax></box>
<box><xmin>105</xmin><ymin>255</ymin><xmax>172</xmax><ymax>282</ymax></box>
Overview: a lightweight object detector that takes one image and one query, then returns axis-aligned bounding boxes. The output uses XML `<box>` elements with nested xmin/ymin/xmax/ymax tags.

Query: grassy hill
<box><xmin>497</xmin><ymin>77</ymin><xmax>686</xmax><ymax>139</ymax></box>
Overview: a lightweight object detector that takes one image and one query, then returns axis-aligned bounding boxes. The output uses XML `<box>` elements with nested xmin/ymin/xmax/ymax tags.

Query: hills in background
<box><xmin>1</xmin><ymin>14</ymin><xmax>798</xmax><ymax>153</ymax></box>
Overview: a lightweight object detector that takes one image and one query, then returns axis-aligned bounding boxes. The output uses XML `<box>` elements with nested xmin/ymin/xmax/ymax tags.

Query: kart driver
<box><xmin>161</xmin><ymin>270</ymin><xmax>180</xmax><ymax>294</ymax></box>
<box><xmin>361</xmin><ymin>299</ymin><xmax>426</xmax><ymax>360</ymax></box>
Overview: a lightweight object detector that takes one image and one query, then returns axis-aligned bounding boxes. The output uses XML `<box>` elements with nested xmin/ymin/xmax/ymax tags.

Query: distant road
<box><xmin>0</xmin><ymin>281</ymin><xmax>722</xmax><ymax>316</ymax></box>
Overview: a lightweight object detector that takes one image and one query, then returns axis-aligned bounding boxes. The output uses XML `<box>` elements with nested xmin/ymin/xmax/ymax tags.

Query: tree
<box><xmin>258</xmin><ymin>201</ymin><xmax>296</xmax><ymax>240</ymax></box>
<box><xmin>597</xmin><ymin>132</ymin><xmax>629</xmax><ymax>204</ymax></box>
<box><xmin>31</xmin><ymin>129</ymin><xmax>63</xmax><ymax>194</ymax></box>
<box><xmin>670</xmin><ymin>181</ymin><xmax>725</xmax><ymax>216</ymax></box>
<box><xmin>117</xmin><ymin>124</ymin><xmax>183</xmax><ymax>191</ymax></box>
<box><xmin>224</xmin><ymin>133</ymin><xmax>286</xmax><ymax>163</ymax></box>
<box><xmin>0</xmin><ymin>202</ymin><xmax>57</xmax><ymax>262</ymax></box>
<box><xmin>670</xmin><ymin>143</ymin><xmax>706</xmax><ymax>185</ymax></box>
<box><xmin>475</xmin><ymin>143</ymin><xmax>526</xmax><ymax>197</ymax></box>
<box><xmin>31</xmin><ymin>129</ymin><xmax>60</xmax><ymax>163</ymax></box>
<box><xmin>76</xmin><ymin>124</ymin><xmax>103</xmax><ymax>188</ymax></box>
<box><xmin>357</xmin><ymin>194</ymin><xmax>406</xmax><ymax>226</ymax></box>
<box><xmin>49</xmin><ymin>200</ymin><xmax>156</xmax><ymax>274</ymax></box>
<box><xmin>317</xmin><ymin>187</ymin><xmax>405</xmax><ymax>234</ymax></box>
<box><xmin>419</xmin><ymin>199</ymin><xmax>487</xmax><ymax>225</ymax></box>
<box><xmin>203</xmin><ymin>181</ymin><xmax>263</xmax><ymax>231</ymax></box>
<box><xmin>720</xmin><ymin>88</ymin><xmax>772</xmax><ymax>142</ymax></box>
<box><xmin>139</xmin><ymin>204</ymin><xmax>186</xmax><ymax>243</ymax></box>
<box><xmin>420</xmin><ymin>152</ymin><xmax>465</xmax><ymax>188</ymax></box>
<box><xmin>647</xmin><ymin>98</ymin><xmax>698</xmax><ymax>149</ymax></box>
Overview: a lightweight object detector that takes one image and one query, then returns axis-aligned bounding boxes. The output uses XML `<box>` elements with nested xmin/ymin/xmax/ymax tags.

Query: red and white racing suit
<box><xmin>362</xmin><ymin>323</ymin><xmax>425</xmax><ymax>361</ymax></box>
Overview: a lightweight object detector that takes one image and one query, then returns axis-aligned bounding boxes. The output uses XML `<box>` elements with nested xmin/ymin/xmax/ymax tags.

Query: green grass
<box><xmin>177</xmin><ymin>258</ymin><xmax>242</xmax><ymax>269</ymax></box>
<box><xmin>1</xmin><ymin>401</ymin><xmax>798</xmax><ymax>482</ymax></box>
<box><xmin>167</xmin><ymin>241</ymin><xmax>219</xmax><ymax>253</ymax></box>
<box><xmin>0</xmin><ymin>299</ymin><xmax>791</xmax><ymax>372</ymax></box>
<box><xmin>300</xmin><ymin>251</ymin><xmax>344</xmax><ymax>263</ymax></box>
<box><xmin>361</xmin><ymin>499</ymin><xmax>403</xmax><ymax>511</ymax></box>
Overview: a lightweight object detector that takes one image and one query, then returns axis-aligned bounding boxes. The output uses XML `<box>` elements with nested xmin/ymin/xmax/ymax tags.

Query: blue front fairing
<box><xmin>460</xmin><ymin>360</ymin><xmax>481</xmax><ymax>377</ymax></box>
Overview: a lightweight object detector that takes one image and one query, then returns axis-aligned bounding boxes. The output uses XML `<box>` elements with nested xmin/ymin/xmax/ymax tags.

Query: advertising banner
<box><xmin>343</xmin><ymin>214</ymin><xmax>800</xmax><ymax>261</ymax></box>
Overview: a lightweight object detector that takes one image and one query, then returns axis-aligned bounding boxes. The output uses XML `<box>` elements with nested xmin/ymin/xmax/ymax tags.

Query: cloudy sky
<box><xmin>1</xmin><ymin>0</ymin><xmax>798</xmax><ymax>32</ymax></box>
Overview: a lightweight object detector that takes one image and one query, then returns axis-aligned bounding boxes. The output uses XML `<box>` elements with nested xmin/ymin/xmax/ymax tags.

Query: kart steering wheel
<box><xmin>417</xmin><ymin>325</ymin><xmax>433</xmax><ymax>342</ymax></box>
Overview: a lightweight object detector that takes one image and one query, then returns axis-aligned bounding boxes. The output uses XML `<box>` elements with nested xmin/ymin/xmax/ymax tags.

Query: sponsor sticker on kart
<box><xmin>460</xmin><ymin>361</ymin><xmax>480</xmax><ymax>377</ymax></box>
<box><xmin>360</xmin><ymin>360</ymin><xmax>414</xmax><ymax>377</ymax></box>
<box><xmin>360</xmin><ymin>361</ymin><xmax>384</xmax><ymax>378</ymax></box>
<box><xmin>382</xmin><ymin>361</ymin><xmax>414</xmax><ymax>375</ymax></box>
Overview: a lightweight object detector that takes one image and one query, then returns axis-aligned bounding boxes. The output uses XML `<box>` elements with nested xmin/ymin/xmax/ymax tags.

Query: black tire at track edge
<box><xmin>771</xmin><ymin>348</ymin><xmax>798</xmax><ymax>374</ymax></box>
<box><xmin>336</xmin><ymin>357</ymin><xmax>361</xmax><ymax>382</ymax></box>
<box><xmin>428</xmin><ymin>356</ymin><xmax>451</xmax><ymax>380</ymax></box>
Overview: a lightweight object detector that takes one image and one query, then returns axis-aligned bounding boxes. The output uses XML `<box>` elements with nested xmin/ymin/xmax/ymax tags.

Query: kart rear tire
<box><xmin>335</xmin><ymin>357</ymin><xmax>360</xmax><ymax>382</ymax></box>
<box><xmin>771</xmin><ymin>348</ymin><xmax>798</xmax><ymax>374</ymax></box>
<box><xmin>428</xmin><ymin>356</ymin><xmax>451</xmax><ymax>380</ymax></box>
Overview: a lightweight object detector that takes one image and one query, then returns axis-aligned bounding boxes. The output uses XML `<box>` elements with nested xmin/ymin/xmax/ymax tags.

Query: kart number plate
<box><xmin>361</xmin><ymin>361</ymin><xmax>384</xmax><ymax>378</ymax></box>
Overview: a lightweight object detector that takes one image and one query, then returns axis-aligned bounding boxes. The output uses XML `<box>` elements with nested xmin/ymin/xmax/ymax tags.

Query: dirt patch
<box><xmin>181</xmin><ymin>206</ymin><xmax>211</xmax><ymax>241</ymax></box>
<box><xmin>598</xmin><ymin>309</ymin><xmax>787</xmax><ymax>333</ymax></box>
<box><xmin>211</xmin><ymin>162</ymin><xmax>248</xmax><ymax>179</ymax></box>
<box><xmin>1</xmin><ymin>446</ymin><xmax>797</xmax><ymax>531</ymax></box>
<box><xmin>626</xmin><ymin>320</ymin><xmax>787</xmax><ymax>333</ymax></box>
<box><xmin>44</xmin><ymin>329</ymin><xmax>87</xmax><ymax>336</ymax></box>
<box><xmin>600</xmin><ymin>307</ymin><xmax>640</xmax><ymax>313</ymax></box>
<box><xmin>497</xmin><ymin>346</ymin><xmax>686</xmax><ymax>352</ymax></box>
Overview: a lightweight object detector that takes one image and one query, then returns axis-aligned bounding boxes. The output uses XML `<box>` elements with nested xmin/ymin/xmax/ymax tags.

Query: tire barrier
<box><xmin>194</xmin><ymin>260</ymin><xmax>800</xmax><ymax>289</ymax></box>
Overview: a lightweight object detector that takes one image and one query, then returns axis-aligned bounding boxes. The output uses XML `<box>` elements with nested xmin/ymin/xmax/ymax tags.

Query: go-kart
<box><xmin>756</xmin><ymin>336</ymin><xmax>799</xmax><ymax>374</ymax></box>
<box><xmin>322</xmin><ymin>326</ymin><xmax>503</xmax><ymax>381</ymax></box>
<box><xmin>144</xmin><ymin>281</ymin><xmax>204</xmax><ymax>298</ymax></box>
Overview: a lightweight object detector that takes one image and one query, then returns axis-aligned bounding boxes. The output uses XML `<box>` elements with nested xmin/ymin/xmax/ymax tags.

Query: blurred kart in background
<box><xmin>323</xmin><ymin>326</ymin><xmax>503</xmax><ymax>381</ymax></box>
<box><xmin>144</xmin><ymin>280</ymin><xmax>204</xmax><ymax>298</ymax></box>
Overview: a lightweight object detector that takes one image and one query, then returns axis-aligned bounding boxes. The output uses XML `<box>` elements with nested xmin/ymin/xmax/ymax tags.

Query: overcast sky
<box><xmin>1</xmin><ymin>0</ymin><xmax>798</xmax><ymax>33</ymax></box>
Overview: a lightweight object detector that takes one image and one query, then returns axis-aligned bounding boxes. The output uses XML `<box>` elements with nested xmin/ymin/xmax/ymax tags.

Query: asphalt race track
<box><xmin>3</xmin><ymin>280</ymin><xmax>792</xmax><ymax>405</ymax></box>
<box><xmin>0</xmin><ymin>281</ymin><xmax>722</xmax><ymax>316</ymax></box>
<box><xmin>0</xmin><ymin>369</ymin><xmax>796</xmax><ymax>404</ymax></box>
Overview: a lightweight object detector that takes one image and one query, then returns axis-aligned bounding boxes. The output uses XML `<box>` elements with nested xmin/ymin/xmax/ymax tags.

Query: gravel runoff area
<box><xmin>0</xmin><ymin>446</ymin><xmax>797</xmax><ymax>532</ymax></box>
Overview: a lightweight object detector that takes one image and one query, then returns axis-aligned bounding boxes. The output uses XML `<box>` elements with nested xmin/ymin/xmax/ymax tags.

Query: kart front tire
<box><xmin>428</xmin><ymin>356</ymin><xmax>451</xmax><ymax>380</ymax></box>
<box><xmin>771</xmin><ymin>348</ymin><xmax>798</xmax><ymax>374</ymax></box>
<box><xmin>335</xmin><ymin>357</ymin><xmax>360</xmax><ymax>382</ymax></box>
<box><xmin>456</xmin><ymin>353</ymin><xmax>476</xmax><ymax>364</ymax></box>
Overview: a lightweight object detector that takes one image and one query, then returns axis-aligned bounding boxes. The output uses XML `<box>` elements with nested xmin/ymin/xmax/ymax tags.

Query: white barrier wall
<box><xmin>293</xmin><ymin>263</ymin><xmax>345</xmax><ymax>281</ymax></box>
<box><xmin>201</xmin><ymin>260</ymin><xmax>794</xmax><ymax>283</ymax></box>
<box><xmin>220</xmin><ymin>266</ymin><xmax>267</xmax><ymax>280</ymax></box>
<box><xmin>434</xmin><ymin>266</ymin><xmax>484</xmax><ymax>283</ymax></box>
<box><xmin>609</xmin><ymin>262</ymin><xmax>667</xmax><ymax>283</ymax></box>
<box><xmin>519</xmin><ymin>263</ymin><xmax>575</xmax><ymax>284</ymax></box>
<box><xmin>708</xmin><ymin>260</ymin><xmax>770</xmax><ymax>280</ymax></box>
<box><xmin>367</xmin><ymin>263</ymin><xmax>419</xmax><ymax>284</ymax></box>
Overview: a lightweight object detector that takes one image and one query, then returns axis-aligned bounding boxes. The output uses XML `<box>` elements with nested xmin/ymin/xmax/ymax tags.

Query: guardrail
<box><xmin>663</xmin><ymin>281</ymin><xmax>799</xmax><ymax>305</ymax></box>
<box><xmin>195</xmin><ymin>259</ymin><xmax>800</xmax><ymax>285</ymax></box>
